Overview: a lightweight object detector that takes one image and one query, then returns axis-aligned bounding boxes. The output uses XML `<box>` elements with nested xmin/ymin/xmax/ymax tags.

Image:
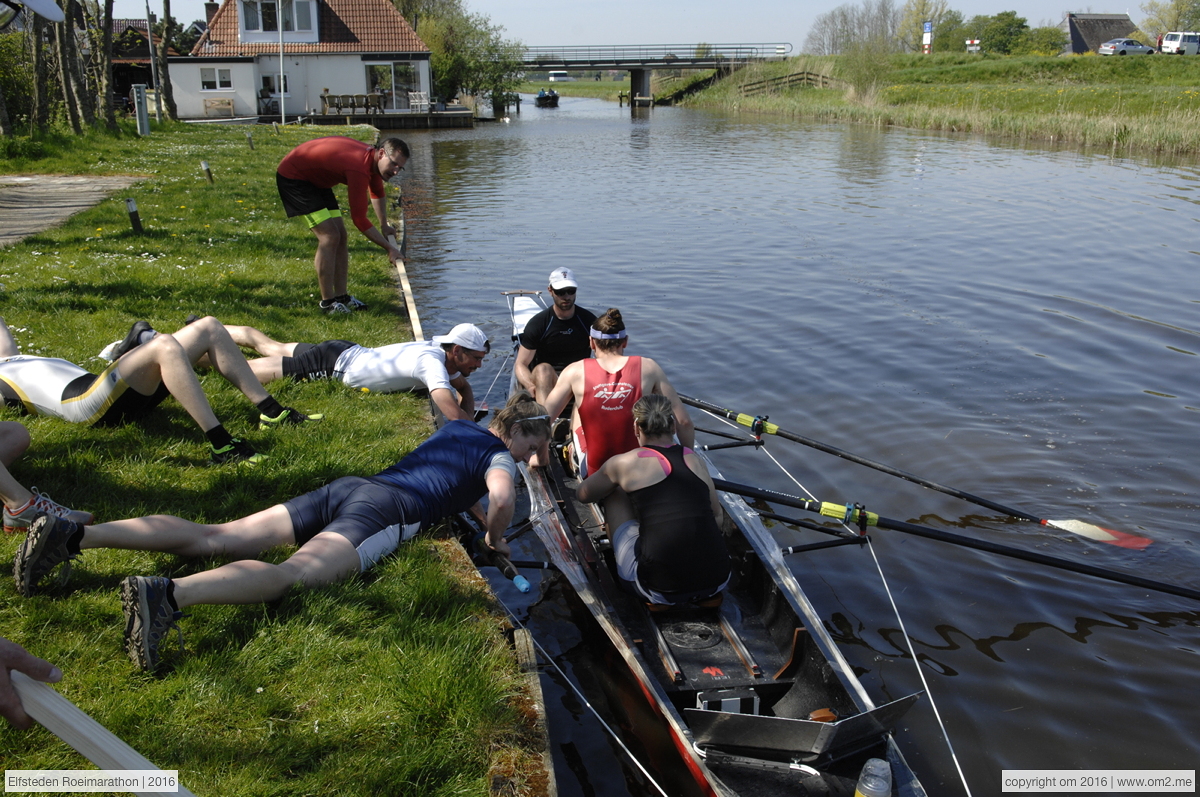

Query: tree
<box><xmin>1140</xmin><ymin>0</ymin><xmax>1200</xmax><ymax>35</ymax></box>
<box><xmin>980</xmin><ymin>10</ymin><xmax>1028</xmax><ymax>55</ymax></box>
<box><xmin>897</xmin><ymin>0</ymin><xmax>949</xmax><ymax>52</ymax></box>
<box><xmin>154</xmin><ymin>3</ymin><xmax>177</xmax><ymax>119</ymax></box>
<box><xmin>803</xmin><ymin>0</ymin><xmax>901</xmax><ymax>55</ymax></box>
<box><xmin>1013</xmin><ymin>26</ymin><xmax>1068</xmax><ymax>55</ymax></box>
<box><xmin>419</xmin><ymin>11</ymin><xmax>523</xmax><ymax>104</ymax></box>
<box><xmin>932</xmin><ymin>9</ymin><xmax>967</xmax><ymax>51</ymax></box>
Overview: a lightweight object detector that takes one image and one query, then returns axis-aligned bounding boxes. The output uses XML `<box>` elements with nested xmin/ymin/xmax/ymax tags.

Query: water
<box><xmin>398</xmin><ymin>96</ymin><xmax>1200</xmax><ymax>796</ymax></box>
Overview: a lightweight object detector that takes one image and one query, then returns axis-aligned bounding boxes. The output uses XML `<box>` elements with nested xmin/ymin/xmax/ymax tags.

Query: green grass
<box><xmin>517</xmin><ymin>79</ymin><xmax>629</xmax><ymax>101</ymax></box>
<box><xmin>0</xmin><ymin>121</ymin><xmax>538</xmax><ymax>794</ymax></box>
<box><xmin>685</xmin><ymin>53</ymin><xmax>1200</xmax><ymax>155</ymax></box>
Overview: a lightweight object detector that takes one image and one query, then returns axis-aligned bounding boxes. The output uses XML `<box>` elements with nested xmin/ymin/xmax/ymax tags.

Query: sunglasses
<box><xmin>552</xmin><ymin>287</ymin><xmax>577</xmax><ymax>296</ymax></box>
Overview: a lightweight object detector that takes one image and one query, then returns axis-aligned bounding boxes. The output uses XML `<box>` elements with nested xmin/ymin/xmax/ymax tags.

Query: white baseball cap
<box><xmin>432</xmin><ymin>323</ymin><xmax>489</xmax><ymax>352</ymax></box>
<box><xmin>548</xmin><ymin>268</ymin><xmax>578</xmax><ymax>290</ymax></box>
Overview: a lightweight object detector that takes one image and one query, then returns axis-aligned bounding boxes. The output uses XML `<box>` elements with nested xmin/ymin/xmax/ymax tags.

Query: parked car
<box><xmin>1098</xmin><ymin>38</ymin><xmax>1156</xmax><ymax>55</ymax></box>
<box><xmin>1160</xmin><ymin>31</ymin><xmax>1200</xmax><ymax>54</ymax></box>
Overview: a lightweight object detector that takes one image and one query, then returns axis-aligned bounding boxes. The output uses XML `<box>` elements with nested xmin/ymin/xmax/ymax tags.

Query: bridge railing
<box><xmin>522</xmin><ymin>43</ymin><xmax>792</xmax><ymax>64</ymax></box>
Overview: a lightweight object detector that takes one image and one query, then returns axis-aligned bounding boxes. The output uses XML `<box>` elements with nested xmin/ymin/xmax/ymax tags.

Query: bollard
<box><xmin>125</xmin><ymin>198</ymin><xmax>143</xmax><ymax>234</ymax></box>
<box><xmin>200</xmin><ymin>160</ymin><xmax>214</xmax><ymax>184</ymax></box>
<box><xmin>272</xmin><ymin>121</ymin><xmax>279</xmax><ymax>134</ymax></box>
<box><xmin>246</xmin><ymin>132</ymin><xmax>254</xmax><ymax>150</ymax></box>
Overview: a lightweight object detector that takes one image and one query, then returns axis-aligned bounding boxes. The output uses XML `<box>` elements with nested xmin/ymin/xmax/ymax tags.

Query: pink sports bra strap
<box><xmin>636</xmin><ymin>447</ymin><xmax>672</xmax><ymax>476</ymax></box>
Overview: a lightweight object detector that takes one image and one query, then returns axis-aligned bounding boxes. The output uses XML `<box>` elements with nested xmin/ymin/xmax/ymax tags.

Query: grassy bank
<box><xmin>0</xmin><ymin>122</ymin><xmax>540</xmax><ymax>795</ymax></box>
<box><xmin>685</xmin><ymin>53</ymin><xmax>1200</xmax><ymax>155</ymax></box>
<box><xmin>516</xmin><ymin>79</ymin><xmax>629</xmax><ymax>101</ymax></box>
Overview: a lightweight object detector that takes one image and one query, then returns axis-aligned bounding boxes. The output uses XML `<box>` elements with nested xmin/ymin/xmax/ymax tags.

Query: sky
<box><xmin>103</xmin><ymin>0</ymin><xmax>1122</xmax><ymax>48</ymax></box>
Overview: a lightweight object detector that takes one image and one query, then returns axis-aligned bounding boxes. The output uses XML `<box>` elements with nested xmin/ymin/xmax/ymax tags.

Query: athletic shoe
<box><xmin>345</xmin><ymin>295</ymin><xmax>368</xmax><ymax>311</ymax></box>
<box><xmin>13</xmin><ymin>513</ymin><xmax>80</xmax><ymax>597</ymax></box>
<box><xmin>121</xmin><ymin>575</ymin><xmax>185</xmax><ymax>673</ymax></box>
<box><xmin>111</xmin><ymin>320</ymin><xmax>156</xmax><ymax>360</ymax></box>
<box><xmin>184</xmin><ymin>314</ymin><xmax>201</xmax><ymax>325</ymax></box>
<box><xmin>210</xmin><ymin>438</ymin><xmax>265</xmax><ymax>465</ymax></box>
<box><xmin>4</xmin><ymin>488</ymin><xmax>94</xmax><ymax>534</ymax></box>
<box><xmin>320</xmin><ymin>300</ymin><xmax>351</xmax><ymax>315</ymax></box>
<box><xmin>259</xmin><ymin>407</ymin><xmax>324</xmax><ymax>429</ymax></box>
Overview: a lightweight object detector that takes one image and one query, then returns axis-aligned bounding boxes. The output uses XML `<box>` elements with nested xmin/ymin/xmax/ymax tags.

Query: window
<box><xmin>200</xmin><ymin>68</ymin><xmax>232</xmax><ymax>90</ymax></box>
<box><xmin>243</xmin><ymin>0</ymin><xmax>313</xmax><ymax>32</ymax></box>
<box><xmin>262</xmin><ymin>73</ymin><xmax>289</xmax><ymax>94</ymax></box>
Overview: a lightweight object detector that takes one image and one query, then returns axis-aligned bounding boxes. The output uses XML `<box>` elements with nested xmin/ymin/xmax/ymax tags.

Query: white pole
<box><xmin>278</xmin><ymin>0</ymin><xmax>285</xmax><ymax>124</ymax></box>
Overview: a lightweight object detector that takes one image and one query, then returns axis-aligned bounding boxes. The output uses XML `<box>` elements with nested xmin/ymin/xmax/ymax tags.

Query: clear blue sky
<box><xmin>106</xmin><ymin>0</ymin><xmax>1109</xmax><ymax>47</ymax></box>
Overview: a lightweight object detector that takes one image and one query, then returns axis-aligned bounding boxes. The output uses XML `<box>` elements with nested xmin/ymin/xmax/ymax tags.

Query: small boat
<box><xmin>535</xmin><ymin>90</ymin><xmax>559</xmax><ymax>108</ymax></box>
<box><xmin>490</xmin><ymin>291</ymin><xmax>928</xmax><ymax>796</ymax></box>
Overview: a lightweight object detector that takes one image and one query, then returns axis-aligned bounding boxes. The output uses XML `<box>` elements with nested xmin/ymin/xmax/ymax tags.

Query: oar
<box><xmin>683</xmin><ymin>394</ymin><xmax>1153</xmax><ymax>550</ymax></box>
<box><xmin>474</xmin><ymin>536</ymin><xmax>531</xmax><ymax>593</ymax></box>
<box><xmin>715</xmin><ymin>479</ymin><xmax>1200</xmax><ymax>603</ymax></box>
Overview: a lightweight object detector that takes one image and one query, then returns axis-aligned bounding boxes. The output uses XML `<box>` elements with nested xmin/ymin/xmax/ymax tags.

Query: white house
<box><xmin>168</xmin><ymin>0</ymin><xmax>431</xmax><ymax>119</ymax></box>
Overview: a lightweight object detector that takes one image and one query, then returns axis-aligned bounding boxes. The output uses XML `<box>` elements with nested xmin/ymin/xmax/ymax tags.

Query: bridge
<box><xmin>522</xmin><ymin>44</ymin><xmax>793</xmax><ymax>101</ymax></box>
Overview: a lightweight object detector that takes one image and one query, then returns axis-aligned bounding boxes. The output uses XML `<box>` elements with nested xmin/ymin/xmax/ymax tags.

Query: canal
<box><xmin>398</xmin><ymin>94</ymin><xmax>1200</xmax><ymax>796</ymax></box>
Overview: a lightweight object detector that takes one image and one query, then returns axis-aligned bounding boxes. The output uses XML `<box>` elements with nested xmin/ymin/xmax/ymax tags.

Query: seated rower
<box><xmin>212</xmin><ymin>321</ymin><xmax>489</xmax><ymax>422</ymax></box>
<box><xmin>577</xmin><ymin>395</ymin><xmax>731</xmax><ymax>606</ymax></box>
<box><xmin>13</xmin><ymin>393</ymin><xmax>551</xmax><ymax>671</ymax></box>
<box><xmin>541</xmin><ymin>307</ymin><xmax>693</xmax><ymax>477</ymax></box>
<box><xmin>514</xmin><ymin>268</ymin><xmax>597</xmax><ymax>405</ymax></box>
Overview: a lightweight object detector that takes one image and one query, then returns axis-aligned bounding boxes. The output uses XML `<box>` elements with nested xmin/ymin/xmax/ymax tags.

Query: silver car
<box><xmin>1098</xmin><ymin>38</ymin><xmax>1156</xmax><ymax>55</ymax></box>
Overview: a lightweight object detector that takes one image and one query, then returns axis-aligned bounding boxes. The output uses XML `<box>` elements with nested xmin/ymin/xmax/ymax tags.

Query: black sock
<box><xmin>257</xmin><ymin>396</ymin><xmax>285</xmax><ymax>419</ymax></box>
<box><xmin>205</xmin><ymin>424</ymin><xmax>234</xmax><ymax>449</ymax></box>
<box><xmin>166</xmin><ymin>579</ymin><xmax>180</xmax><ymax>613</ymax></box>
<box><xmin>66</xmin><ymin>525</ymin><xmax>86</xmax><ymax>556</ymax></box>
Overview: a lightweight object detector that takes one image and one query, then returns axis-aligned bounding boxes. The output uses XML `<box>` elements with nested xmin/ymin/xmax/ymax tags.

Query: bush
<box><xmin>0</xmin><ymin>136</ymin><xmax>46</xmax><ymax>159</ymax></box>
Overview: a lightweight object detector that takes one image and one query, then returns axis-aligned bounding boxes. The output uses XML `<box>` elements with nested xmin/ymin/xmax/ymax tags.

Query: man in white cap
<box><xmin>205</xmin><ymin>322</ymin><xmax>489</xmax><ymax>422</ymax></box>
<box><xmin>515</xmin><ymin>268</ymin><xmax>597</xmax><ymax>405</ymax></box>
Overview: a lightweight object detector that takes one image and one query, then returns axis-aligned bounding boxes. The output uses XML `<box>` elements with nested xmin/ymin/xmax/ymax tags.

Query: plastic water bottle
<box><xmin>854</xmin><ymin>758</ymin><xmax>892</xmax><ymax>797</ymax></box>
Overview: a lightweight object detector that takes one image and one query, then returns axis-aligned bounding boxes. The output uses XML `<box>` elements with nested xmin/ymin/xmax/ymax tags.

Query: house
<box><xmin>111</xmin><ymin>19</ymin><xmax>179</xmax><ymax>105</ymax></box>
<box><xmin>1060</xmin><ymin>13</ymin><xmax>1137</xmax><ymax>54</ymax></box>
<box><xmin>168</xmin><ymin>0</ymin><xmax>431</xmax><ymax>119</ymax></box>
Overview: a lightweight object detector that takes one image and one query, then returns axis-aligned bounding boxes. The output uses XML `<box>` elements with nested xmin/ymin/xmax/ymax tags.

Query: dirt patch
<box><xmin>0</xmin><ymin>174</ymin><xmax>143</xmax><ymax>247</ymax></box>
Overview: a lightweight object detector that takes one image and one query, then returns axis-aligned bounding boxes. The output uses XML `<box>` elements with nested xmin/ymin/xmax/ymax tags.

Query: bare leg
<box><xmin>167</xmin><ymin>316</ymin><xmax>270</xmax><ymax>404</ymax></box>
<box><xmin>0</xmin><ymin>422</ymin><xmax>32</xmax><ymax>510</ymax></box>
<box><xmin>116</xmin><ymin>334</ymin><xmax>223</xmax><ymax>432</ymax></box>
<box><xmin>0</xmin><ymin>318</ymin><xmax>20</xmax><ymax>358</ymax></box>
<box><xmin>531</xmin><ymin>363</ymin><xmax>559</xmax><ymax>406</ymax></box>
<box><xmin>171</xmin><ymin>531</ymin><xmax>360</xmax><ymax>607</ymax></box>
<box><xmin>602</xmin><ymin>488</ymin><xmax>635</xmax><ymax>531</ymax></box>
<box><xmin>222</xmin><ymin>325</ymin><xmax>299</xmax><ymax>358</ymax></box>
<box><xmin>82</xmin><ymin>504</ymin><xmax>295</xmax><ymax>559</ymax></box>
<box><xmin>311</xmin><ymin>217</ymin><xmax>349</xmax><ymax>301</ymax></box>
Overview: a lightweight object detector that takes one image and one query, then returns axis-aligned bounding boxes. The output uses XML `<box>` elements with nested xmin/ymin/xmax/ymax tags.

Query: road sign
<box><xmin>924</xmin><ymin>21</ymin><xmax>933</xmax><ymax>33</ymax></box>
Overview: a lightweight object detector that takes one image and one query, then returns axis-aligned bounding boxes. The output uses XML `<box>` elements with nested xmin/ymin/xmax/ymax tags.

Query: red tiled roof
<box><xmin>192</xmin><ymin>0</ymin><xmax>429</xmax><ymax>57</ymax></box>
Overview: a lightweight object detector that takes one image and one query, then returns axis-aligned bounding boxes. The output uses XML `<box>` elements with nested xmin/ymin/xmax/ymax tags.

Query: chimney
<box><xmin>205</xmin><ymin>2</ymin><xmax>218</xmax><ymax>24</ymax></box>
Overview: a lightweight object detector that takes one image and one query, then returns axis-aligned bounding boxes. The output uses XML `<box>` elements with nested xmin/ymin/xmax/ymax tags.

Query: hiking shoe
<box><xmin>112</xmin><ymin>320</ymin><xmax>157</xmax><ymax>360</ymax></box>
<box><xmin>344</xmin><ymin>295</ymin><xmax>368</xmax><ymax>311</ymax></box>
<box><xmin>13</xmin><ymin>513</ymin><xmax>80</xmax><ymax>597</ymax></box>
<box><xmin>210</xmin><ymin>438</ymin><xmax>265</xmax><ymax>465</ymax></box>
<box><xmin>316</xmin><ymin>298</ymin><xmax>350</xmax><ymax>314</ymax></box>
<box><xmin>259</xmin><ymin>407</ymin><xmax>324</xmax><ymax>429</ymax></box>
<box><xmin>4</xmin><ymin>488</ymin><xmax>93</xmax><ymax>534</ymax></box>
<box><xmin>121</xmin><ymin>575</ymin><xmax>185</xmax><ymax>673</ymax></box>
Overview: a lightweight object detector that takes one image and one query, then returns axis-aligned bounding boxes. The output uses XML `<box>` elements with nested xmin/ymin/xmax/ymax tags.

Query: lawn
<box><xmin>0</xmin><ymin>121</ymin><xmax>539</xmax><ymax>795</ymax></box>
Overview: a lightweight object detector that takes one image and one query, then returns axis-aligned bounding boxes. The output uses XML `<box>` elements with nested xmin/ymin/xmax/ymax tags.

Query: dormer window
<box><xmin>243</xmin><ymin>0</ymin><xmax>312</xmax><ymax>31</ymax></box>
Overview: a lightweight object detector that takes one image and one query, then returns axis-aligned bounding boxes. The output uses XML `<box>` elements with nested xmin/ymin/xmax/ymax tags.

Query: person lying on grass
<box><xmin>0</xmin><ymin>421</ymin><xmax>92</xmax><ymax>535</ymax></box>
<box><xmin>0</xmin><ymin>316</ymin><xmax>320</xmax><ymax>465</ymax></box>
<box><xmin>14</xmin><ymin>393</ymin><xmax>551</xmax><ymax>673</ymax></box>
<box><xmin>206</xmin><ymin>319</ymin><xmax>489</xmax><ymax>422</ymax></box>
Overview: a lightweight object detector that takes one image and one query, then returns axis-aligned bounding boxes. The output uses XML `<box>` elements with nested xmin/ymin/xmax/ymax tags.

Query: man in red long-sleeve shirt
<box><xmin>276</xmin><ymin>136</ymin><xmax>408</xmax><ymax>314</ymax></box>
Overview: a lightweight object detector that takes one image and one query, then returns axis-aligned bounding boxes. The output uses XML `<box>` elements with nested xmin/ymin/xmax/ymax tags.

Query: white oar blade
<box><xmin>1043</xmin><ymin>519</ymin><xmax>1153</xmax><ymax>550</ymax></box>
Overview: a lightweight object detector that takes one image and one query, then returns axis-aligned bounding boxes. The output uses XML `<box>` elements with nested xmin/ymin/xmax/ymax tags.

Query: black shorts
<box><xmin>281</xmin><ymin>340</ymin><xmax>356</xmax><ymax>382</ymax></box>
<box><xmin>94</xmin><ymin>382</ymin><xmax>172</xmax><ymax>427</ymax></box>
<box><xmin>284</xmin><ymin>476</ymin><xmax>422</xmax><ymax>571</ymax></box>
<box><xmin>276</xmin><ymin>172</ymin><xmax>339</xmax><ymax>219</ymax></box>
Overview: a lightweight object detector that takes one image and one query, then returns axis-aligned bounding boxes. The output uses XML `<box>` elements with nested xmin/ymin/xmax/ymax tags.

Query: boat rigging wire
<box><xmin>487</xmin><ymin>584</ymin><xmax>671</xmax><ymax>797</ymax></box>
<box><xmin>699</xmin><ymin>408</ymin><xmax>974</xmax><ymax>797</ymax></box>
<box><xmin>481</xmin><ymin>350</ymin><xmax>514</xmax><ymax>409</ymax></box>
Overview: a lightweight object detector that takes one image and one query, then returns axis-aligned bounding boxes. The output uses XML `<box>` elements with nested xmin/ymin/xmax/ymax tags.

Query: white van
<box><xmin>548</xmin><ymin>71</ymin><xmax>576</xmax><ymax>82</ymax></box>
<box><xmin>1161</xmin><ymin>31</ymin><xmax>1200</xmax><ymax>54</ymax></box>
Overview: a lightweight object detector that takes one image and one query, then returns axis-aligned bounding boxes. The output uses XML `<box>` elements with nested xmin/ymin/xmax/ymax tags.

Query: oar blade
<box><xmin>1042</xmin><ymin>519</ymin><xmax>1153</xmax><ymax>550</ymax></box>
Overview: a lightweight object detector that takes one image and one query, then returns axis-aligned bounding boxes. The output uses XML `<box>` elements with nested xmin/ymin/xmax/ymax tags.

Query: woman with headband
<box><xmin>15</xmin><ymin>393</ymin><xmax>551</xmax><ymax>673</ymax></box>
<box><xmin>542</xmin><ymin>308</ymin><xmax>693</xmax><ymax>479</ymax></box>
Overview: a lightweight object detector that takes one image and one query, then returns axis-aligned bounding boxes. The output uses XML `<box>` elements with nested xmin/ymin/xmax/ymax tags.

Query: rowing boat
<box><xmin>491</xmin><ymin>291</ymin><xmax>928</xmax><ymax>796</ymax></box>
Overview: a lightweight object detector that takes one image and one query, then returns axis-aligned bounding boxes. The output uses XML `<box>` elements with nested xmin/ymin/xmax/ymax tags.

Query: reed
<box><xmin>685</xmin><ymin>53</ymin><xmax>1200</xmax><ymax>155</ymax></box>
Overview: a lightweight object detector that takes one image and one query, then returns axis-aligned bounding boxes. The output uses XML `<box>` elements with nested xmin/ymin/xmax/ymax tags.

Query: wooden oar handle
<box><xmin>11</xmin><ymin>672</ymin><xmax>198</xmax><ymax>796</ymax></box>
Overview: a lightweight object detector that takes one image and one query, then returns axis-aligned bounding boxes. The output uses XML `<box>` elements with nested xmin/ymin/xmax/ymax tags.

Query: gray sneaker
<box><xmin>319</xmin><ymin>299</ymin><xmax>351</xmax><ymax>315</ymax></box>
<box><xmin>121</xmin><ymin>575</ymin><xmax>185</xmax><ymax>673</ymax></box>
<box><xmin>13</xmin><ymin>513</ymin><xmax>80</xmax><ymax>597</ymax></box>
<box><xmin>4</xmin><ymin>488</ymin><xmax>93</xmax><ymax>535</ymax></box>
